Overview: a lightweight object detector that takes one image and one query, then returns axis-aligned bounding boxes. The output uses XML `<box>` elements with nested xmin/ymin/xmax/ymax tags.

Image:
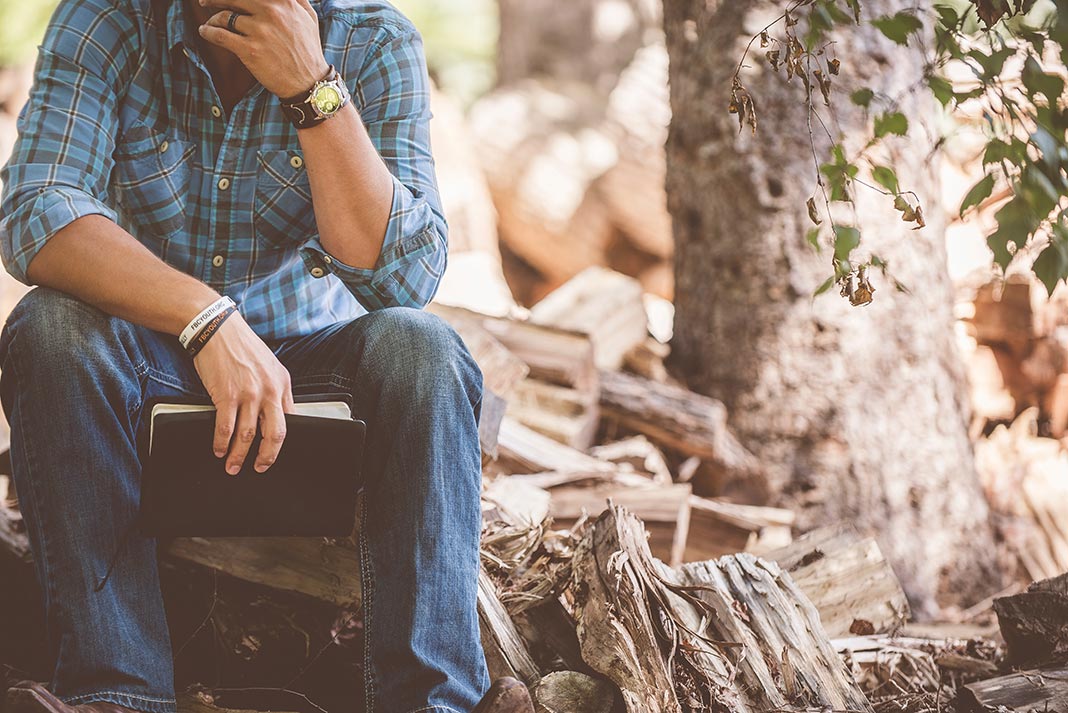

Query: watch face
<box><xmin>312</xmin><ymin>84</ymin><xmax>343</xmax><ymax>115</ymax></box>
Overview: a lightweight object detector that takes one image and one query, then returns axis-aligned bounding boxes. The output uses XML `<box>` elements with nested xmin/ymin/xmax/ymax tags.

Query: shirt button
<box><xmin>310</xmin><ymin>267</ymin><xmax>326</xmax><ymax>278</ymax></box>
<box><xmin>212</xmin><ymin>254</ymin><xmax>225</xmax><ymax>268</ymax></box>
<box><xmin>211</xmin><ymin>105</ymin><xmax>222</xmax><ymax>118</ymax></box>
<box><xmin>290</xmin><ymin>155</ymin><xmax>304</xmax><ymax>169</ymax></box>
<box><xmin>217</xmin><ymin>177</ymin><xmax>230</xmax><ymax>191</ymax></box>
<box><xmin>158</xmin><ymin>140</ymin><xmax>169</xmax><ymax>153</ymax></box>
<box><xmin>322</xmin><ymin>255</ymin><xmax>333</xmax><ymax>264</ymax></box>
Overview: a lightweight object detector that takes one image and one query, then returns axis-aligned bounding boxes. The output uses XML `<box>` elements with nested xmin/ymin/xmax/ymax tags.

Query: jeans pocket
<box><xmin>253</xmin><ymin>149</ymin><xmax>316</xmax><ymax>250</ymax></box>
<box><xmin>112</xmin><ymin>125</ymin><xmax>194</xmax><ymax>245</ymax></box>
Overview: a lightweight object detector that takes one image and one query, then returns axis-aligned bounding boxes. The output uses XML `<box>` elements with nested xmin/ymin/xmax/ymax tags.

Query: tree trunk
<box><xmin>663</xmin><ymin>0</ymin><xmax>1002</xmax><ymax>614</ymax></box>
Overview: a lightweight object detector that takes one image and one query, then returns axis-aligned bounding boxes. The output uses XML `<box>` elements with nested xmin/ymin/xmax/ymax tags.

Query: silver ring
<box><xmin>227</xmin><ymin>11</ymin><xmax>240</xmax><ymax>33</ymax></box>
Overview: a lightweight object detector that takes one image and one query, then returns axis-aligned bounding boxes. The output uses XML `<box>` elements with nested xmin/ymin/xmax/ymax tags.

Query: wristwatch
<box><xmin>278</xmin><ymin>65</ymin><xmax>350</xmax><ymax>129</ymax></box>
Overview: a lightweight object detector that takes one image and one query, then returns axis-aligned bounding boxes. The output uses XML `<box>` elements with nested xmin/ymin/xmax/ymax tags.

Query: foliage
<box><xmin>733</xmin><ymin>0</ymin><xmax>1068</xmax><ymax>303</ymax></box>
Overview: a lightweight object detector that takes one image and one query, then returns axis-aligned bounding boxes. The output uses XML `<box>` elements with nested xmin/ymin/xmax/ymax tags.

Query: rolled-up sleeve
<box><xmin>0</xmin><ymin>0</ymin><xmax>131</xmax><ymax>285</ymax></box>
<box><xmin>299</xmin><ymin>26</ymin><xmax>448</xmax><ymax>311</ymax></box>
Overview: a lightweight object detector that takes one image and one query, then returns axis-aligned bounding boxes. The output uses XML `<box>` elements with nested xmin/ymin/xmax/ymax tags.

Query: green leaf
<box><xmin>846</xmin><ymin>0</ymin><xmax>861</xmax><ymax>23</ymax></box>
<box><xmin>928</xmin><ymin>75</ymin><xmax>954</xmax><ymax>106</ymax></box>
<box><xmin>874</xmin><ymin>111</ymin><xmax>909</xmax><ymax>138</ymax></box>
<box><xmin>1022</xmin><ymin>54</ymin><xmax>1066</xmax><ymax>101</ymax></box>
<box><xmin>935</xmin><ymin>5</ymin><xmax>960</xmax><ymax>30</ymax></box>
<box><xmin>806</xmin><ymin>227</ymin><xmax>822</xmax><ymax>253</ymax></box>
<box><xmin>1032</xmin><ymin>241</ymin><xmax>1068</xmax><ymax>296</ymax></box>
<box><xmin>814</xmin><ymin>275</ymin><xmax>837</xmax><ymax>297</ymax></box>
<box><xmin>959</xmin><ymin>174</ymin><xmax>995</xmax><ymax>217</ymax></box>
<box><xmin>872</xmin><ymin>165</ymin><xmax>900</xmax><ymax>194</ymax></box>
<box><xmin>850</xmin><ymin>88</ymin><xmax>874</xmax><ymax>107</ymax></box>
<box><xmin>968</xmin><ymin>47</ymin><xmax>1015</xmax><ymax>80</ymax></box>
<box><xmin>872</xmin><ymin>11</ymin><xmax>923</xmax><ymax>45</ymax></box>
<box><xmin>833</xmin><ymin>225</ymin><xmax>861</xmax><ymax>261</ymax></box>
<box><xmin>983</xmin><ymin>138</ymin><xmax>1027</xmax><ymax>166</ymax></box>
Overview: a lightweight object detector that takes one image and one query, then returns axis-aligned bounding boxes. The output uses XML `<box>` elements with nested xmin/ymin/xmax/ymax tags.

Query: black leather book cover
<box><xmin>138</xmin><ymin>399</ymin><xmax>366</xmax><ymax>538</ymax></box>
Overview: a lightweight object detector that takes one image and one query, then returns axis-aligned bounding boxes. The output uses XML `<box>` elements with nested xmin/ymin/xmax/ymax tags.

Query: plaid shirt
<box><xmin>0</xmin><ymin>0</ymin><xmax>447</xmax><ymax>340</ymax></box>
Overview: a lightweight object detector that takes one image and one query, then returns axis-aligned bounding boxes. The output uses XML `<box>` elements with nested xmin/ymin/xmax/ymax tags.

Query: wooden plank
<box><xmin>766</xmin><ymin>523</ymin><xmax>910</xmax><ymax>637</ymax></box>
<box><xmin>598</xmin><ymin>370</ymin><xmax>757</xmax><ymax>473</ymax></box>
<box><xmin>495</xmin><ymin>417</ymin><xmax>615</xmax><ymax>476</ymax></box>
<box><xmin>959</xmin><ymin>666</ymin><xmax>1068</xmax><ymax>712</ymax></box>
<box><xmin>547</xmin><ymin>483</ymin><xmax>692</xmax><ymax>567</ymax></box>
<box><xmin>507</xmin><ymin>377</ymin><xmax>599</xmax><ymax>451</ymax></box>
<box><xmin>478</xmin><ymin>567</ymin><xmax>540</xmax><ymax>685</ymax></box>
<box><xmin>529</xmin><ymin>267</ymin><xmax>648</xmax><ymax>370</ymax></box>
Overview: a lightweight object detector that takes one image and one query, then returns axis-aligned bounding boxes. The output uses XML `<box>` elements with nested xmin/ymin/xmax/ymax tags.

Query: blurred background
<box><xmin>0</xmin><ymin>0</ymin><xmax>1067</xmax><ymax>707</ymax></box>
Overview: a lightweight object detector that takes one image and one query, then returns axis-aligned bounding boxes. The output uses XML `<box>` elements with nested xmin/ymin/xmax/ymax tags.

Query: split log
<box><xmin>994</xmin><ymin>572</ymin><xmax>1068</xmax><ymax>667</ymax></box>
<box><xmin>507</xmin><ymin>378</ymin><xmax>599</xmax><ymax>451</ymax></box>
<box><xmin>547</xmin><ymin>483</ymin><xmax>691</xmax><ymax>567</ymax></box>
<box><xmin>478</xmin><ymin>567</ymin><xmax>541</xmax><ymax>685</ymax></box>
<box><xmin>766</xmin><ymin>523</ymin><xmax>910</xmax><ymax>637</ymax></box>
<box><xmin>679</xmin><ymin>556</ymin><xmax>875</xmax><ymax>713</ymax></box>
<box><xmin>432</xmin><ymin>251</ymin><xmax>517</xmax><ymax>319</ymax></box>
<box><xmin>684</xmin><ymin>496</ymin><xmax>795</xmax><ymax>563</ymax></box>
<box><xmin>598</xmin><ymin>369</ymin><xmax>758</xmax><ymax>474</ymax></box>
<box><xmin>531</xmin><ymin>671</ymin><xmax>615</xmax><ymax>713</ymax></box>
<box><xmin>511</xmin><ymin>598</ymin><xmax>587</xmax><ymax>674</ymax></box>
<box><xmin>959</xmin><ymin>665</ymin><xmax>1068</xmax><ymax>712</ymax></box>
<box><xmin>588</xmin><ymin>436</ymin><xmax>672</xmax><ymax>485</ymax></box>
<box><xmin>494</xmin><ymin>418</ymin><xmax>615</xmax><ymax>476</ymax></box>
<box><xmin>429</xmin><ymin>304</ymin><xmax>598</xmax><ymax>393</ymax></box>
<box><xmin>529</xmin><ymin>267</ymin><xmax>648</xmax><ymax>370</ymax></box>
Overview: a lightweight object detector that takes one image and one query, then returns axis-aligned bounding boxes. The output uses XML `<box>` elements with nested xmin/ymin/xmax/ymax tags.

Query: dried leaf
<box><xmin>807</xmin><ymin>197</ymin><xmax>822</xmax><ymax>225</ymax></box>
<box><xmin>828</xmin><ymin>57</ymin><xmax>841</xmax><ymax>75</ymax></box>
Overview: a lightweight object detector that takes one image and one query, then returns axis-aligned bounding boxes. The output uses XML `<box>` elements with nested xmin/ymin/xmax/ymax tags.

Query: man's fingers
<box><xmin>199</xmin><ymin>0</ymin><xmax>257</xmax><ymax>15</ymax></box>
<box><xmin>254</xmin><ymin>402</ymin><xmax>287</xmax><ymax>473</ymax></box>
<box><xmin>213</xmin><ymin>402</ymin><xmax>238</xmax><ymax>459</ymax></box>
<box><xmin>225</xmin><ymin>401</ymin><xmax>260</xmax><ymax>475</ymax></box>
<box><xmin>198</xmin><ymin>20</ymin><xmax>247</xmax><ymax>48</ymax></box>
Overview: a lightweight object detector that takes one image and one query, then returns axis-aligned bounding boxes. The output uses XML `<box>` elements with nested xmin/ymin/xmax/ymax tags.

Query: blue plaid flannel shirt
<box><xmin>0</xmin><ymin>0</ymin><xmax>447</xmax><ymax>340</ymax></box>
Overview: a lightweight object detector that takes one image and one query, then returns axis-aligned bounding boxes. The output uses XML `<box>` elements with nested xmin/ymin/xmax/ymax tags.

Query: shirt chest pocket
<box><xmin>112</xmin><ymin>128</ymin><xmax>194</xmax><ymax>242</ymax></box>
<box><xmin>254</xmin><ymin>149</ymin><xmax>317</xmax><ymax>250</ymax></box>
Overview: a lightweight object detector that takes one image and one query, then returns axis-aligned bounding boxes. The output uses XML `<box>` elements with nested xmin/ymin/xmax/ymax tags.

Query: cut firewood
<box><xmin>478</xmin><ymin>567</ymin><xmax>541</xmax><ymax>685</ymax></box>
<box><xmin>494</xmin><ymin>417</ymin><xmax>615</xmax><ymax>476</ymax></box>
<box><xmin>678</xmin><ymin>556</ymin><xmax>875</xmax><ymax>713</ymax></box>
<box><xmin>436</xmin><ymin>310</ymin><xmax>529</xmax><ymax>399</ymax></box>
<box><xmin>507</xmin><ymin>377</ymin><xmax>599</xmax><ymax>451</ymax></box>
<box><xmin>429</xmin><ymin>304</ymin><xmax>598</xmax><ymax>393</ymax></box>
<box><xmin>531</xmin><ymin>671</ymin><xmax>615</xmax><ymax>713</ymax></box>
<box><xmin>547</xmin><ymin>483</ymin><xmax>692</xmax><ymax>567</ymax></box>
<box><xmin>959</xmin><ymin>665</ymin><xmax>1068</xmax><ymax>712</ymax></box>
<box><xmin>588</xmin><ymin>436</ymin><xmax>672</xmax><ymax>485</ymax></box>
<box><xmin>529</xmin><ymin>267</ymin><xmax>648</xmax><ymax>371</ymax></box>
<box><xmin>683</xmin><ymin>496</ymin><xmax>795</xmax><ymax>563</ymax></box>
<box><xmin>598</xmin><ymin>369</ymin><xmax>758</xmax><ymax>475</ymax></box>
<box><xmin>994</xmin><ymin>572</ymin><xmax>1068</xmax><ymax>667</ymax></box>
<box><xmin>766</xmin><ymin>523</ymin><xmax>910</xmax><ymax>637</ymax></box>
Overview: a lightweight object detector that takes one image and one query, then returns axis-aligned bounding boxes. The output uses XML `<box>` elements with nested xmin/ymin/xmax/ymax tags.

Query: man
<box><xmin>0</xmin><ymin>0</ymin><xmax>533</xmax><ymax>712</ymax></box>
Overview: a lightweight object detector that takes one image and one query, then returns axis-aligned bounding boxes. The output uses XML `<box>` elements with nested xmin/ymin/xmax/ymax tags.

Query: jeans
<box><xmin>0</xmin><ymin>287</ymin><xmax>489</xmax><ymax>713</ymax></box>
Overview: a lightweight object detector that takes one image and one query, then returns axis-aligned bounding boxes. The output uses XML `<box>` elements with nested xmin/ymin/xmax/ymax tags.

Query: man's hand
<box><xmin>197</xmin><ymin>0</ymin><xmax>330</xmax><ymax>98</ymax></box>
<box><xmin>193</xmin><ymin>314</ymin><xmax>295</xmax><ymax>474</ymax></box>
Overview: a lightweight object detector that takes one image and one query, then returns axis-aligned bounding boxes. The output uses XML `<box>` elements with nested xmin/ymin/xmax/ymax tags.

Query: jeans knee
<box><xmin>360</xmin><ymin>307</ymin><xmax>483</xmax><ymax>404</ymax></box>
<box><xmin>0</xmin><ymin>287</ymin><xmax>136</xmax><ymax>373</ymax></box>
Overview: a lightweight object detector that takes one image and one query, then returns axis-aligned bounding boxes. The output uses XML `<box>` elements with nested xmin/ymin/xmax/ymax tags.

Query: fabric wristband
<box><xmin>185</xmin><ymin>305</ymin><xmax>238</xmax><ymax>359</ymax></box>
<box><xmin>179</xmin><ymin>296</ymin><xmax>236</xmax><ymax>349</ymax></box>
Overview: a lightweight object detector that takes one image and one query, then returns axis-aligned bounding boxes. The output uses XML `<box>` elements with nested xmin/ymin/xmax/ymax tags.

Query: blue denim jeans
<box><xmin>0</xmin><ymin>287</ymin><xmax>489</xmax><ymax>713</ymax></box>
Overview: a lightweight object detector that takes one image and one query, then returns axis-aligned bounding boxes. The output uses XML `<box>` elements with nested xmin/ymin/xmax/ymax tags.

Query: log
<box><xmin>598</xmin><ymin>369</ymin><xmax>758</xmax><ymax>474</ymax></box>
<box><xmin>529</xmin><ymin>267</ymin><xmax>648</xmax><ymax>370</ymax></box>
<box><xmin>531</xmin><ymin>671</ymin><xmax>615</xmax><ymax>713</ymax></box>
<box><xmin>428</xmin><ymin>305</ymin><xmax>598</xmax><ymax>393</ymax></box>
<box><xmin>547</xmin><ymin>483</ymin><xmax>692</xmax><ymax>567</ymax></box>
<box><xmin>478</xmin><ymin>567</ymin><xmax>541</xmax><ymax>685</ymax></box>
<box><xmin>766</xmin><ymin>523</ymin><xmax>910</xmax><ymax>637</ymax></box>
<box><xmin>678</xmin><ymin>555</ymin><xmax>875</xmax><ymax>713</ymax></box>
<box><xmin>494</xmin><ymin>417</ymin><xmax>615</xmax><ymax>476</ymax></box>
<box><xmin>684</xmin><ymin>496</ymin><xmax>794</xmax><ymax>563</ymax></box>
<box><xmin>959</xmin><ymin>666</ymin><xmax>1068</xmax><ymax>712</ymax></box>
<box><xmin>994</xmin><ymin>572</ymin><xmax>1068</xmax><ymax>667</ymax></box>
<box><xmin>507</xmin><ymin>378</ymin><xmax>599</xmax><ymax>451</ymax></box>
<box><xmin>568</xmin><ymin>506</ymin><xmax>691</xmax><ymax>712</ymax></box>
<box><xmin>588</xmin><ymin>436</ymin><xmax>672</xmax><ymax>485</ymax></box>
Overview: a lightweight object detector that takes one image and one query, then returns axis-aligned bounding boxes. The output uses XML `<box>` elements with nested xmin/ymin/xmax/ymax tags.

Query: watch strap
<box><xmin>279</xmin><ymin>65</ymin><xmax>349</xmax><ymax>129</ymax></box>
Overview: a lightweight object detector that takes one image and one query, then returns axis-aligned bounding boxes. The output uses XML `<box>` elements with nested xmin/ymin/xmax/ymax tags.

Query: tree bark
<box><xmin>663</xmin><ymin>0</ymin><xmax>1001</xmax><ymax>614</ymax></box>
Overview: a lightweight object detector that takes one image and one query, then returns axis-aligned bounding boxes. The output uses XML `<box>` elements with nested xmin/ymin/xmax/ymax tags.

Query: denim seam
<box><xmin>357</xmin><ymin>492</ymin><xmax>376</xmax><ymax>713</ymax></box>
<box><xmin>61</xmin><ymin>691</ymin><xmax>177</xmax><ymax>704</ymax></box>
<box><xmin>143</xmin><ymin>364</ymin><xmax>208</xmax><ymax>396</ymax></box>
<box><xmin>291</xmin><ymin>373</ymin><xmax>355</xmax><ymax>389</ymax></box>
<box><xmin>8</xmin><ymin>340</ymin><xmax>63</xmax><ymax>673</ymax></box>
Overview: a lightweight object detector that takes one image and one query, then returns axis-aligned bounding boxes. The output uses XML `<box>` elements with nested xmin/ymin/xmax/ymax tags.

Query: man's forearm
<box><xmin>297</xmin><ymin>101</ymin><xmax>394</xmax><ymax>269</ymax></box>
<box><xmin>25</xmin><ymin>214</ymin><xmax>221</xmax><ymax>335</ymax></box>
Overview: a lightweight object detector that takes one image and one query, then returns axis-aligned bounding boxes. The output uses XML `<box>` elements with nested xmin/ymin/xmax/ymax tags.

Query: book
<box><xmin>138</xmin><ymin>395</ymin><xmax>366</xmax><ymax>538</ymax></box>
